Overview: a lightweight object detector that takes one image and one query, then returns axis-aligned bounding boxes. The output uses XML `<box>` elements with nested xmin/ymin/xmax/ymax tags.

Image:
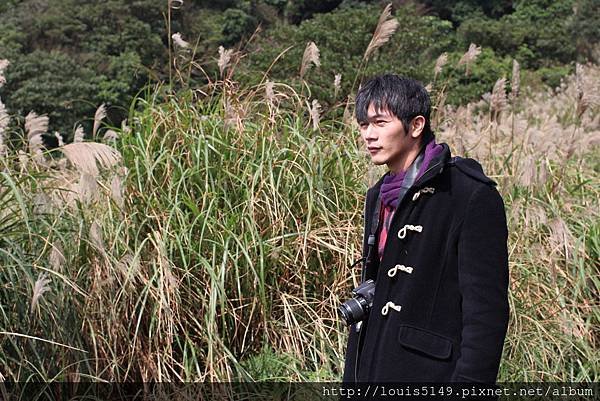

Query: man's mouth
<box><xmin>367</xmin><ymin>146</ymin><xmax>381</xmax><ymax>155</ymax></box>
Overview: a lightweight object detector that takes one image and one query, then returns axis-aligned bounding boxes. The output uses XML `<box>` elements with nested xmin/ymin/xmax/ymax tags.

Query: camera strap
<box><xmin>362</xmin><ymin>151</ymin><xmax>424</xmax><ymax>282</ymax></box>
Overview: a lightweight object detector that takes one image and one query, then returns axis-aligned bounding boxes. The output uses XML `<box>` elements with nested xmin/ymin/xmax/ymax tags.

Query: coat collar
<box><xmin>367</xmin><ymin>142</ymin><xmax>452</xmax><ymax>198</ymax></box>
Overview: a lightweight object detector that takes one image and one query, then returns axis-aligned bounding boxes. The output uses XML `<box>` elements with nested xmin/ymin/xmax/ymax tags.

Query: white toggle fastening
<box><xmin>387</xmin><ymin>264</ymin><xmax>413</xmax><ymax>277</ymax></box>
<box><xmin>412</xmin><ymin>187</ymin><xmax>435</xmax><ymax>201</ymax></box>
<box><xmin>381</xmin><ymin>301</ymin><xmax>402</xmax><ymax>316</ymax></box>
<box><xmin>398</xmin><ymin>224</ymin><xmax>423</xmax><ymax>239</ymax></box>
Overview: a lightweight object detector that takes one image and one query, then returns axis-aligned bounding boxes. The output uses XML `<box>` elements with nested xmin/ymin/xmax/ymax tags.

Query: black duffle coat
<box><xmin>342</xmin><ymin>143</ymin><xmax>509</xmax><ymax>383</ymax></box>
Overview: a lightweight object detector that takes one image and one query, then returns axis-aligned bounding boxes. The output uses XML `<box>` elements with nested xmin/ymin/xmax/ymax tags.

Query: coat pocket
<box><xmin>397</xmin><ymin>325</ymin><xmax>453</xmax><ymax>360</ymax></box>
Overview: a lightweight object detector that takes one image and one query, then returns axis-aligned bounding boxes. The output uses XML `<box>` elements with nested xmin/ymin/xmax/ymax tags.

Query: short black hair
<box><xmin>355</xmin><ymin>74</ymin><xmax>433</xmax><ymax>142</ymax></box>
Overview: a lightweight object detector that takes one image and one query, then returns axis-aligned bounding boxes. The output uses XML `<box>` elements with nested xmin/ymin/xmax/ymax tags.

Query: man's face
<box><xmin>359</xmin><ymin>103</ymin><xmax>414</xmax><ymax>173</ymax></box>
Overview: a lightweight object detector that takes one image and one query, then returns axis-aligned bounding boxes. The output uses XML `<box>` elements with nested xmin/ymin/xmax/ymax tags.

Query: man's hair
<box><xmin>355</xmin><ymin>74</ymin><xmax>433</xmax><ymax>142</ymax></box>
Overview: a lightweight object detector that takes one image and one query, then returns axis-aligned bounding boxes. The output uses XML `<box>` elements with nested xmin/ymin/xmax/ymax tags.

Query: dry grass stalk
<box><xmin>73</xmin><ymin>125</ymin><xmax>85</xmax><ymax>143</ymax></box>
<box><xmin>171</xmin><ymin>33</ymin><xmax>189</xmax><ymax>49</ymax></box>
<box><xmin>31</xmin><ymin>273</ymin><xmax>52</xmax><ymax>313</ymax></box>
<box><xmin>364</xmin><ymin>3</ymin><xmax>399</xmax><ymax>61</ymax></box>
<box><xmin>511</xmin><ymin>59</ymin><xmax>520</xmax><ymax>101</ymax></box>
<box><xmin>25</xmin><ymin>111</ymin><xmax>48</xmax><ymax>156</ymax></box>
<box><xmin>93</xmin><ymin>104</ymin><xmax>106</xmax><ymax>138</ymax></box>
<box><xmin>218</xmin><ymin>46</ymin><xmax>234</xmax><ymax>77</ymax></box>
<box><xmin>309</xmin><ymin>99</ymin><xmax>321</xmax><ymax>130</ymax></box>
<box><xmin>458</xmin><ymin>43</ymin><xmax>481</xmax><ymax>75</ymax></box>
<box><xmin>299</xmin><ymin>42</ymin><xmax>320</xmax><ymax>79</ymax></box>
<box><xmin>59</xmin><ymin>142</ymin><xmax>121</xmax><ymax>176</ymax></box>
<box><xmin>434</xmin><ymin>52</ymin><xmax>448</xmax><ymax>78</ymax></box>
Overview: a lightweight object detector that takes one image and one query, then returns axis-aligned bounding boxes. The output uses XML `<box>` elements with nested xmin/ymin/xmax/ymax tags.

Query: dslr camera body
<box><xmin>338</xmin><ymin>279</ymin><xmax>375</xmax><ymax>326</ymax></box>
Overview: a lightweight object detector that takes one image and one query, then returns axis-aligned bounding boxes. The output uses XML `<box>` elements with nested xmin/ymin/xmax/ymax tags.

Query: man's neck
<box><xmin>388</xmin><ymin>143</ymin><xmax>423</xmax><ymax>174</ymax></box>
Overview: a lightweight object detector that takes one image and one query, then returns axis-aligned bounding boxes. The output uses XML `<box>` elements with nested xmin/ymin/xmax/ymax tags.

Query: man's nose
<box><xmin>364</xmin><ymin>124</ymin><xmax>376</xmax><ymax>139</ymax></box>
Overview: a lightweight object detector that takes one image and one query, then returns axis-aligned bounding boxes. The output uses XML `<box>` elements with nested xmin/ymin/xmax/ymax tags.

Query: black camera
<box><xmin>338</xmin><ymin>279</ymin><xmax>376</xmax><ymax>326</ymax></box>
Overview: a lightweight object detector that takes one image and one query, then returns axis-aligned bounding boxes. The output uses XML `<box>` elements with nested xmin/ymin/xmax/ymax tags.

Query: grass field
<box><xmin>0</xmin><ymin>51</ymin><xmax>598</xmax><ymax>384</ymax></box>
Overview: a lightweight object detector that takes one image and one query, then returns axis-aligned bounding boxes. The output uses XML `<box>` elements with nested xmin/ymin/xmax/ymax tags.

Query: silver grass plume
<box><xmin>218</xmin><ymin>46</ymin><xmax>234</xmax><ymax>77</ymax></box>
<box><xmin>58</xmin><ymin>142</ymin><xmax>121</xmax><ymax>176</ymax></box>
<box><xmin>458</xmin><ymin>43</ymin><xmax>481</xmax><ymax>76</ymax></box>
<box><xmin>49</xmin><ymin>243</ymin><xmax>66</xmax><ymax>271</ymax></box>
<box><xmin>300</xmin><ymin>42</ymin><xmax>321</xmax><ymax>79</ymax></box>
<box><xmin>490</xmin><ymin>78</ymin><xmax>508</xmax><ymax>117</ymax></box>
<box><xmin>333</xmin><ymin>73</ymin><xmax>342</xmax><ymax>98</ymax></box>
<box><xmin>25</xmin><ymin>112</ymin><xmax>48</xmax><ymax>156</ymax></box>
<box><xmin>549</xmin><ymin>218</ymin><xmax>574</xmax><ymax>259</ymax></box>
<box><xmin>73</xmin><ymin>124</ymin><xmax>85</xmax><ymax>143</ymax></box>
<box><xmin>518</xmin><ymin>154</ymin><xmax>536</xmax><ymax>187</ymax></box>
<box><xmin>93</xmin><ymin>104</ymin><xmax>106</xmax><ymax>138</ymax></box>
<box><xmin>0</xmin><ymin>98</ymin><xmax>8</xmax><ymax>157</ymax></box>
<box><xmin>364</xmin><ymin>3</ymin><xmax>399</xmax><ymax>61</ymax></box>
<box><xmin>309</xmin><ymin>99</ymin><xmax>321</xmax><ymax>131</ymax></box>
<box><xmin>31</xmin><ymin>273</ymin><xmax>52</xmax><ymax>313</ymax></box>
<box><xmin>574</xmin><ymin>63</ymin><xmax>600</xmax><ymax>119</ymax></box>
<box><xmin>110</xmin><ymin>174</ymin><xmax>124</xmax><ymax>207</ymax></box>
<box><xmin>103</xmin><ymin>129</ymin><xmax>119</xmax><ymax>142</ymax></box>
<box><xmin>121</xmin><ymin>119</ymin><xmax>131</xmax><ymax>136</ymax></box>
<box><xmin>0</xmin><ymin>59</ymin><xmax>8</xmax><ymax>88</ymax></box>
<box><xmin>434</xmin><ymin>52</ymin><xmax>448</xmax><ymax>78</ymax></box>
<box><xmin>171</xmin><ymin>32</ymin><xmax>190</xmax><ymax>49</ymax></box>
<box><xmin>77</xmin><ymin>172</ymin><xmax>98</xmax><ymax>203</ymax></box>
<box><xmin>265</xmin><ymin>81</ymin><xmax>275</xmax><ymax>103</ymax></box>
<box><xmin>510</xmin><ymin>59</ymin><xmax>520</xmax><ymax>101</ymax></box>
<box><xmin>89</xmin><ymin>220</ymin><xmax>105</xmax><ymax>253</ymax></box>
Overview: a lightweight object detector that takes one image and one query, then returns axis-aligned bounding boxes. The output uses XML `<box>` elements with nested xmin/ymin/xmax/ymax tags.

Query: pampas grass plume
<box><xmin>218</xmin><ymin>46</ymin><xmax>234</xmax><ymax>77</ymax></box>
<box><xmin>309</xmin><ymin>99</ymin><xmax>321</xmax><ymax>131</ymax></box>
<box><xmin>300</xmin><ymin>42</ymin><xmax>320</xmax><ymax>79</ymax></box>
<box><xmin>59</xmin><ymin>142</ymin><xmax>121</xmax><ymax>176</ymax></box>
<box><xmin>434</xmin><ymin>52</ymin><xmax>448</xmax><ymax>78</ymax></box>
<box><xmin>364</xmin><ymin>3</ymin><xmax>399</xmax><ymax>61</ymax></box>
<box><xmin>511</xmin><ymin>59</ymin><xmax>520</xmax><ymax>100</ymax></box>
<box><xmin>31</xmin><ymin>273</ymin><xmax>51</xmax><ymax>313</ymax></box>
<box><xmin>93</xmin><ymin>104</ymin><xmax>106</xmax><ymax>138</ymax></box>
<box><xmin>458</xmin><ymin>43</ymin><xmax>481</xmax><ymax>75</ymax></box>
<box><xmin>73</xmin><ymin>125</ymin><xmax>85</xmax><ymax>143</ymax></box>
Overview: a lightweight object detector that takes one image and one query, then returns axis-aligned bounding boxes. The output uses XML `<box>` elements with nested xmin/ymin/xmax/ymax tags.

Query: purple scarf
<box><xmin>380</xmin><ymin>139</ymin><xmax>443</xmax><ymax>208</ymax></box>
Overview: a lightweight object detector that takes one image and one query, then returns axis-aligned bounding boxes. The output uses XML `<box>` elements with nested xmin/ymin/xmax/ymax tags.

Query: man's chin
<box><xmin>370</xmin><ymin>158</ymin><xmax>387</xmax><ymax>166</ymax></box>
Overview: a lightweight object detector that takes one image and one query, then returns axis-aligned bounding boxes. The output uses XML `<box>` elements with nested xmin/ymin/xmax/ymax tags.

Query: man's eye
<box><xmin>376</xmin><ymin>120</ymin><xmax>386</xmax><ymax>126</ymax></box>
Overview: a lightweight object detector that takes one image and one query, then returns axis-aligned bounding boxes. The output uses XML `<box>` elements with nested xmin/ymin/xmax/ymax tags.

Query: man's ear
<box><xmin>409</xmin><ymin>116</ymin><xmax>426</xmax><ymax>139</ymax></box>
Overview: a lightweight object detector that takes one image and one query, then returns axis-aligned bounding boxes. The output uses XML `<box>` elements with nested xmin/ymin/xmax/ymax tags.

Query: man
<box><xmin>342</xmin><ymin>74</ymin><xmax>509</xmax><ymax>383</ymax></box>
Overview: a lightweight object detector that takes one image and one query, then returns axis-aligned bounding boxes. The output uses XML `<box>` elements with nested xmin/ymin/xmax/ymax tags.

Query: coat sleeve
<box><xmin>451</xmin><ymin>184</ymin><xmax>509</xmax><ymax>383</ymax></box>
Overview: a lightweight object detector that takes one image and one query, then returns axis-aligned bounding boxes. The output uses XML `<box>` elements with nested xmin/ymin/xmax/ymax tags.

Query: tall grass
<box><xmin>0</xmin><ymin>10</ymin><xmax>599</xmax><ymax>383</ymax></box>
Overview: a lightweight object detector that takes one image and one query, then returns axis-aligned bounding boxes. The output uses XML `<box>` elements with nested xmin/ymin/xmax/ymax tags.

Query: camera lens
<box><xmin>338</xmin><ymin>298</ymin><xmax>366</xmax><ymax>326</ymax></box>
